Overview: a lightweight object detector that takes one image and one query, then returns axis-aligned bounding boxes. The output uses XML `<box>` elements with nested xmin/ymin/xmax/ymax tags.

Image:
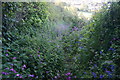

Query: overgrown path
<box><xmin>53</xmin><ymin>20</ymin><xmax>83</xmax><ymax>73</ymax></box>
<box><xmin>55</xmin><ymin>21</ymin><xmax>70</xmax><ymax>35</ymax></box>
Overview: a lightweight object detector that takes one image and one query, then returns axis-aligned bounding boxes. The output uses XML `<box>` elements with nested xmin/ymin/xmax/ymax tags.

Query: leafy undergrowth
<box><xmin>2</xmin><ymin>2</ymin><xmax>120</xmax><ymax>79</ymax></box>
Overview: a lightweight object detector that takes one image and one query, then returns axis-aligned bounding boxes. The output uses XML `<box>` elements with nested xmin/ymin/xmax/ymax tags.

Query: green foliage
<box><xmin>2</xmin><ymin>1</ymin><xmax>120</xmax><ymax>79</ymax></box>
<box><xmin>79</xmin><ymin>2</ymin><xmax>120</xmax><ymax>78</ymax></box>
<box><xmin>2</xmin><ymin>2</ymin><xmax>65</xmax><ymax>78</ymax></box>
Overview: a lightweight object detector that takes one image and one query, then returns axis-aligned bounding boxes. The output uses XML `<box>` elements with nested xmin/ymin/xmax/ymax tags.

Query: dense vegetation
<box><xmin>2</xmin><ymin>2</ymin><xmax>120</xmax><ymax>79</ymax></box>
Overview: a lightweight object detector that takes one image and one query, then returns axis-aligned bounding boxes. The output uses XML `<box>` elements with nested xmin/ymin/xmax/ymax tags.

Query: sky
<box><xmin>2</xmin><ymin>0</ymin><xmax>119</xmax><ymax>2</ymax></box>
<box><xmin>58</xmin><ymin>0</ymin><xmax>109</xmax><ymax>3</ymax></box>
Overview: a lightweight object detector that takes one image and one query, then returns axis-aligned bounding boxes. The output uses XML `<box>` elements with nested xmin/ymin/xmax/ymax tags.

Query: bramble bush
<box><xmin>2</xmin><ymin>2</ymin><xmax>83</xmax><ymax>79</ymax></box>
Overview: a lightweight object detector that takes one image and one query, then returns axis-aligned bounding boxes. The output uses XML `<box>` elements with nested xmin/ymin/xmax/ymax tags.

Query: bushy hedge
<box><xmin>2</xmin><ymin>2</ymin><xmax>65</xmax><ymax>79</ymax></box>
<box><xmin>78</xmin><ymin>2</ymin><xmax>120</xmax><ymax>78</ymax></box>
